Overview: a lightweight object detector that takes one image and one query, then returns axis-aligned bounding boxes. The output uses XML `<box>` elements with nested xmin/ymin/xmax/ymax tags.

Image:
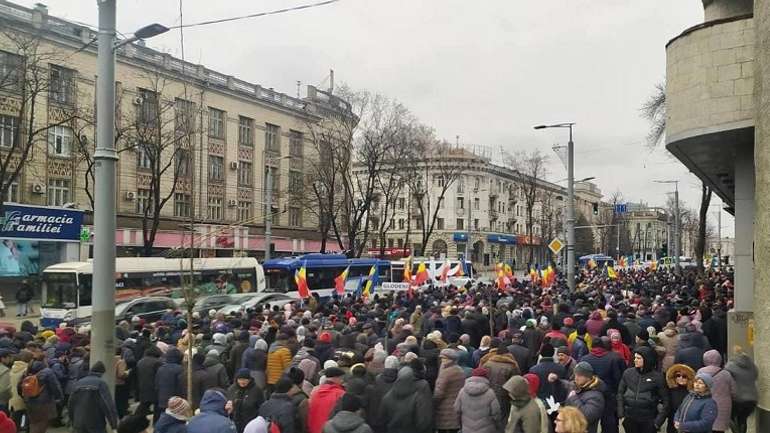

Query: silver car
<box><xmin>217</xmin><ymin>292</ymin><xmax>295</xmax><ymax>316</ymax></box>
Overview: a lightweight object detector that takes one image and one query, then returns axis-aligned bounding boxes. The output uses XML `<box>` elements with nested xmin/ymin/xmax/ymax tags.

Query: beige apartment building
<box><xmin>0</xmin><ymin>1</ymin><xmax>351</xmax><ymax>261</ymax></box>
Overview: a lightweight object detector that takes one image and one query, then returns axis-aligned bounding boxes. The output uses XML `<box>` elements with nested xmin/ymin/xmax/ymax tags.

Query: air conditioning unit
<box><xmin>125</xmin><ymin>191</ymin><xmax>136</xmax><ymax>201</ymax></box>
<box><xmin>229</xmin><ymin>161</ymin><xmax>238</xmax><ymax>170</ymax></box>
<box><xmin>132</xmin><ymin>96</ymin><xmax>143</xmax><ymax>105</ymax></box>
<box><xmin>227</xmin><ymin>199</ymin><xmax>237</xmax><ymax>207</ymax></box>
<box><xmin>31</xmin><ymin>183</ymin><xmax>45</xmax><ymax>194</ymax></box>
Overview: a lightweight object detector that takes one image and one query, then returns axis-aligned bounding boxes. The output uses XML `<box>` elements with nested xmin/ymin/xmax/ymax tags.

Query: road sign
<box><xmin>548</xmin><ymin>238</ymin><xmax>564</xmax><ymax>254</ymax></box>
<box><xmin>614</xmin><ymin>203</ymin><xmax>628</xmax><ymax>214</ymax></box>
<box><xmin>79</xmin><ymin>227</ymin><xmax>91</xmax><ymax>242</ymax></box>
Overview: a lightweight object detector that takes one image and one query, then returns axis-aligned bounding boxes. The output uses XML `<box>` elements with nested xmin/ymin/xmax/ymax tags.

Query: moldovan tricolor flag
<box><xmin>334</xmin><ymin>266</ymin><xmax>349</xmax><ymax>295</ymax></box>
<box><xmin>607</xmin><ymin>265</ymin><xmax>617</xmax><ymax>280</ymax></box>
<box><xmin>439</xmin><ymin>259</ymin><xmax>450</xmax><ymax>282</ymax></box>
<box><xmin>403</xmin><ymin>256</ymin><xmax>413</xmax><ymax>283</ymax></box>
<box><xmin>414</xmin><ymin>261</ymin><xmax>429</xmax><ymax>286</ymax></box>
<box><xmin>295</xmin><ymin>263</ymin><xmax>310</xmax><ymax>299</ymax></box>
<box><xmin>363</xmin><ymin>265</ymin><xmax>377</xmax><ymax>298</ymax></box>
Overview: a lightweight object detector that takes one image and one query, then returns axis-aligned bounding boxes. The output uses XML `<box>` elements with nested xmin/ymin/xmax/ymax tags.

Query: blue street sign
<box><xmin>614</xmin><ymin>203</ymin><xmax>628</xmax><ymax>214</ymax></box>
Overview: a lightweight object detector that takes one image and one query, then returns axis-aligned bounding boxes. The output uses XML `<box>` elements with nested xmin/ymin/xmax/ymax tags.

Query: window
<box><xmin>456</xmin><ymin>218</ymin><xmax>464</xmax><ymax>230</ymax></box>
<box><xmin>457</xmin><ymin>177</ymin><xmax>464</xmax><ymax>194</ymax></box>
<box><xmin>397</xmin><ymin>238</ymin><xmax>404</xmax><ymax>248</ymax></box>
<box><xmin>207</xmin><ymin>196</ymin><xmax>223</xmax><ymax>220</ymax></box>
<box><xmin>137</xmin><ymin>144</ymin><xmax>152</xmax><ymax>169</ymax></box>
<box><xmin>137</xmin><ymin>89</ymin><xmax>158</xmax><ymax>127</ymax></box>
<box><xmin>289</xmin><ymin>130</ymin><xmax>303</xmax><ymax>157</ymax></box>
<box><xmin>47</xmin><ymin>179</ymin><xmax>70</xmax><ymax>206</ymax></box>
<box><xmin>136</xmin><ymin>188</ymin><xmax>151</xmax><ymax>214</ymax></box>
<box><xmin>49</xmin><ymin>65</ymin><xmax>75</xmax><ymax>105</ymax></box>
<box><xmin>434</xmin><ymin>175</ymin><xmax>445</xmax><ymax>187</ymax></box>
<box><xmin>474</xmin><ymin>177</ymin><xmax>480</xmax><ymax>190</ymax></box>
<box><xmin>398</xmin><ymin>219</ymin><xmax>405</xmax><ymax>230</ymax></box>
<box><xmin>416</xmin><ymin>219</ymin><xmax>424</xmax><ymax>229</ymax></box>
<box><xmin>0</xmin><ymin>115</ymin><xmax>18</xmax><ymax>148</ymax></box>
<box><xmin>437</xmin><ymin>218</ymin><xmax>444</xmax><ymax>230</ymax></box>
<box><xmin>175</xmin><ymin>148</ymin><xmax>191</xmax><ymax>177</ymax></box>
<box><xmin>289</xmin><ymin>171</ymin><xmax>303</xmax><ymax>193</ymax></box>
<box><xmin>289</xmin><ymin>207</ymin><xmax>301</xmax><ymax>227</ymax></box>
<box><xmin>474</xmin><ymin>198</ymin><xmax>480</xmax><ymax>210</ymax></box>
<box><xmin>238</xmin><ymin>116</ymin><xmax>253</xmax><ymax>146</ymax></box>
<box><xmin>457</xmin><ymin>197</ymin><xmax>465</xmax><ymax>209</ymax></box>
<box><xmin>265</xmin><ymin>123</ymin><xmax>280</xmax><ymax>153</ymax></box>
<box><xmin>389</xmin><ymin>219</ymin><xmax>395</xmax><ymax>230</ymax></box>
<box><xmin>474</xmin><ymin>219</ymin><xmax>479</xmax><ymax>230</ymax></box>
<box><xmin>4</xmin><ymin>181</ymin><xmax>18</xmax><ymax>202</ymax></box>
<box><xmin>398</xmin><ymin>197</ymin><xmax>405</xmax><ymax>210</ymax></box>
<box><xmin>238</xmin><ymin>201</ymin><xmax>251</xmax><ymax>221</ymax></box>
<box><xmin>47</xmin><ymin>125</ymin><xmax>73</xmax><ymax>156</ymax></box>
<box><xmin>238</xmin><ymin>161</ymin><xmax>252</xmax><ymax>186</ymax></box>
<box><xmin>208</xmin><ymin>108</ymin><xmax>225</xmax><ymax>138</ymax></box>
<box><xmin>388</xmin><ymin>239</ymin><xmax>394</xmax><ymax>248</ymax></box>
<box><xmin>209</xmin><ymin>155</ymin><xmax>224</xmax><ymax>181</ymax></box>
<box><xmin>0</xmin><ymin>51</ymin><xmax>23</xmax><ymax>91</ymax></box>
<box><xmin>175</xmin><ymin>98</ymin><xmax>195</xmax><ymax>133</ymax></box>
<box><xmin>174</xmin><ymin>193</ymin><xmax>191</xmax><ymax>217</ymax></box>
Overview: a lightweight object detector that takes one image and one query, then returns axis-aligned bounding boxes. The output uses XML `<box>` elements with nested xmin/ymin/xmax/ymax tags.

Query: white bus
<box><xmin>40</xmin><ymin>257</ymin><xmax>264</xmax><ymax>328</ymax></box>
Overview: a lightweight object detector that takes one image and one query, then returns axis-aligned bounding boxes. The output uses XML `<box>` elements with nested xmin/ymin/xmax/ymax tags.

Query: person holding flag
<box><xmin>294</xmin><ymin>263</ymin><xmax>310</xmax><ymax>299</ymax></box>
<box><xmin>414</xmin><ymin>261</ymin><xmax>429</xmax><ymax>286</ymax></box>
<box><xmin>334</xmin><ymin>266</ymin><xmax>349</xmax><ymax>296</ymax></box>
<box><xmin>403</xmin><ymin>256</ymin><xmax>413</xmax><ymax>283</ymax></box>
<box><xmin>362</xmin><ymin>265</ymin><xmax>378</xmax><ymax>299</ymax></box>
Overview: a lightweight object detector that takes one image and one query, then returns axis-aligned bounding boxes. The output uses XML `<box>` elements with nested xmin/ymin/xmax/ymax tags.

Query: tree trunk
<box><xmin>695</xmin><ymin>182</ymin><xmax>713</xmax><ymax>274</ymax></box>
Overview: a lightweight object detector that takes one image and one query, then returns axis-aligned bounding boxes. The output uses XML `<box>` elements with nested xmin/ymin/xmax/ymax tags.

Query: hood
<box><xmin>665</xmin><ymin>364</ymin><xmax>695</xmax><ymax>389</ymax></box>
<box><xmin>10</xmin><ymin>361</ymin><xmax>27</xmax><ymax>374</ymax></box>
<box><xmin>730</xmin><ymin>353</ymin><xmax>752</xmax><ymax>370</ymax></box>
<box><xmin>380</xmin><ymin>368</ymin><xmax>398</xmax><ymax>384</ymax></box>
<box><xmin>268</xmin><ymin>342</ymin><xmax>286</xmax><ymax>353</ymax></box>
<box><xmin>703</xmin><ymin>349</ymin><xmax>722</xmax><ymax>367</ymax></box>
<box><xmin>635</xmin><ymin>347</ymin><xmax>656</xmax><ymax>374</ymax></box>
<box><xmin>590</xmin><ymin>311</ymin><xmax>602</xmax><ymax>320</ymax></box>
<box><xmin>249</xmin><ymin>334</ymin><xmax>259</xmax><ymax>348</ymax></box>
<box><xmin>503</xmin><ymin>375</ymin><xmax>530</xmax><ymax>401</ymax></box>
<box><xmin>155</xmin><ymin>413</ymin><xmax>184</xmax><ymax>431</ymax></box>
<box><xmin>463</xmin><ymin>376</ymin><xmax>491</xmax><ymax>397</ymax></box>
<box><xmin>213</xmin><ymin>333</ymin><xmax>227</xmax><ymax>346</ymax></box>
<box><xmin>203</xmin><ymin>355</ymin><xmax>221</xmax><ymax>368</ymax></box>
<box><xmin>663</xmin><ymin>328</ymin><xmax>677</xmax><ymax>337</ymax></box>
<box><xmin>589</xmin><ymin>347</ymin><xmax>608</xmax><ymax>357</ymax></box>
<box><xmin>255</xmin><ymin>339</ymin><xmax>268</xmax><ymax>351</ymax></box>
<box><xmin>165</xmin><ymin>348</ymin><xmax>182</xmax><ymax>364</ymax></box>
<box><xmin>328</xmin><ymin>411</ymin><xmax>365</xmax><ymax>432</ymax></box>
<box><xmin>199</xmin><ymin>390</ymin><xmax>228</xmax><ymax>416</ymax></box>
<box><xmin>487</xmin><ymin>354</ymin><xmax>518</xmax><ymax>366</ymax></box>
<box><xmin>391</xmin><ymin>367</ymin><xmax>417</xmax><ymax>397</ymax></box>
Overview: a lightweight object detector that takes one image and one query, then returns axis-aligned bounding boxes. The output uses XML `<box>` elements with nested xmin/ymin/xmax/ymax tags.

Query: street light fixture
<box><xmin>653</xmin><ymin>180</ymin><xmax>680</xmax><ymax>272</ymax></box>
<box><xmin>114</xmin><ymin>23</ymin><xmax>169</xmax><ymax>49</ymax></box>
<box><xmin>535</xmin><ymin>122</ymin><xmax>576</xmax><ymax>291</ymax></box>
<box><xmin>92</xmin><ymin>0</ymin><xmax>169</xmax><ymax>392</ymax></box>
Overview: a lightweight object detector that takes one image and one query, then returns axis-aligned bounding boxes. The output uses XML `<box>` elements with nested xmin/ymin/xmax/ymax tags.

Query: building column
<box><xmin>753</xmin><ymin>1</ymin><xmax>770</xmax><ymax>429</ymax></box>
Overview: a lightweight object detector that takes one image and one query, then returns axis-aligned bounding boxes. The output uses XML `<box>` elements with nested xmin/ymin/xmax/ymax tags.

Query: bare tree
<box><xmin>0</xmin><ymin>31</ymin><xmax>81</xmax><ymax>205</ymax></box>
<box><xmin>641</xmin><ymin>81</ymin><xmax>666</xmax><ymax>147</ymax></box>
<box><xmin>512</xmin><ymin>150</ymin><xmax>548</xmax><ymax>263</ymax></box>
<box><xmin>694</xmin><ymin>183</ymin><xmax>713</xmax><ymax>273</ymax></box>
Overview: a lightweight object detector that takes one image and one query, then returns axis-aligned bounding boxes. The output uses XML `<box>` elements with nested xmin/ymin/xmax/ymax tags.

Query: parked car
<box><xmin>114</xmin><ymin>296</ymin><xmax>177</xmax><ymax>323</ymax></box>
<box><xmin>217</xmin><ymin>293</ymin><xmax>294</xmax><ymax>316</ymax></box>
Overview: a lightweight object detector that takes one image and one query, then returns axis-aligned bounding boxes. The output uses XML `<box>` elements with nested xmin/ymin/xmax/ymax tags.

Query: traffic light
<box><xmin>592</xmin><ymin>203</ymin><xmax>599</xmax><ymax>216</ymax></box>
<box><xmin>660</xmin><ymin>242</ymin><xmax>668</xmax><ymax>257</ymax></box>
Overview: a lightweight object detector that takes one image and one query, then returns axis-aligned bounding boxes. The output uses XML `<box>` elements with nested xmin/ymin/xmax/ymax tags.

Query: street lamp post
<box><xmin>93</xmin><ymin>0</ymin><xmax>168</xmax><ymax>392</ymax></box>
<box><xmin>654</xmin><ymin>180</ymin><xmax>680</xmax><ymax>272</ymax></box>
<box><xmin>264</xmin><ymin>156</ymin><xmax>292</xmax><ymax>261</ymax></box>
<box><xmin>535</xmin><ymin>122</ymin><xmax>576</xmax><ymax>291</ymax></box>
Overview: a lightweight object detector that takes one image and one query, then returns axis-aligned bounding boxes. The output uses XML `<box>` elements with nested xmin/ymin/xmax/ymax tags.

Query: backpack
<box><xmin>21</xmin><ymin>373</ymin><xmax>43</xmax><ymax>398</ymax></box>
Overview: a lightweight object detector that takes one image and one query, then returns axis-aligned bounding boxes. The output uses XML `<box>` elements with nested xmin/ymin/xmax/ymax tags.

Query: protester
<box><xmin>154</xmin><ymin>396</ymin><xmax>191</xmax><ymax>433</ymax></box>
<box><xmin>725</xmin><ymin>346</ymin><xmax>758</xmax><ymax>433</ymax></box>
<box><xmin>673</xmin><ymin>373</ymin><xmax>718</xmax><ymax>433</ymax></box>
<box><xmin>555</xmin><ymin>406</ymin><xmax>589</xmax><ymax>433</ymax></box>
<box><xmin>22</xmin><ymin>360</ymin><xmax>63</xmax><ymax>433</ymax></box>
<box><xmin>379</xmin><ymin>367</ymin><xmax>433</xmax><ymax>433</ymax></box>
<box><xmin>697</xmin><ymin>350</ymin><xmax>735</xmax><ymax>433</ymax></box>
<box><xmin>307</xmin><ymin>367</ymin><xmax>346</xmax><ymax>433</ymax></box>
<box><xmin>187</xmin><ymin>389</ymin><xmax>237</xmax><ymax>433</ymax></box>
<box><xmin>502</xmin><ymin>375</ymin><xmax>544</xmax><ymax>433</ymax></box>
<box><xmin>562</xmin><ymin>362</ymin><xmax>605</xmax><ymax>433</ymax></box>
<box><xmin>68</xmin><ymin>361</ymin><xmax>118</xmax><ymax>433</ymax></box>
<box><xmin>453</xmin><ymin>367</ymin><xmax>501</xmax><ymax>433</ymax></box>
<box><xmin>258</xmin><ymin>378</ymin><xmax>296</xmax><ymax>433</ymax></box>
<box><xmin>617</xmin><ymin>347</ymin><xmax>668</xmax><ymax>433</ymax></box>
<box><xmin>227</xmin><ymin>368</ymin><xmax>264</xmax><ymax>433</ymax></box>
<box><xmin>135</xmin><ymin>345</ymin><xmax>162</xmax><ymax>418</ymax></box>
<box><xmin>323</xmin><ymin>393</ymin><xmax>373</xmax><ymax>433</ymax></box>
<box><xmin>433</xmin><ymin>349</ymin><xmax>465</xmax><ymax>433</ymax></box>
<box><xmin>665</xmin><ymin>363</ymin><xmax>696</xmax><ymax>433</ymax></box>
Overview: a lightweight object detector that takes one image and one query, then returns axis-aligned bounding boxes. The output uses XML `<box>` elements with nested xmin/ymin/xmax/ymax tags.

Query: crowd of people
<box><xmin>0</xmin><ymin>265</ymin><xmax>757</xmax><ymax>433</ymax></box>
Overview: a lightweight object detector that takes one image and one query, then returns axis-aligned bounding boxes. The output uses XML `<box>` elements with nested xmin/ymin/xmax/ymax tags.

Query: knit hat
<box><xmin>41</xmin><ymin>330</ymin><xmax>55</xmax><ymax>339</ymax></box>
<box><xmin>563</xmin><ymin>317</ymin><xmax>574</xmax><ymax>327</ymax></box>
<box><xmin>207</xmin><ymin>349</ymin><xmax>219</xmax><ymax>357</ymax></box>
<box><xmin>440</xmin><ymin>349</ymin><xmax>460</xmax><ymax>361</ymax></box>
<box><xmin>236</xmin><ymin>368</ymin><xmax>251</xmax><ymax>380</ymax></box>
<box><xmin>695</xmin><ymin>372</ymin><xmax>714</xmax><ymax>390</ymax></box>
<box><xmin>255</xmin><ymin>339</ymin><xmax>268</xmax><ymax>351</ymax></box>
<box><xmin>384</xmin><ymin>355</ymin><xmax>400</xmax><ymax>370</ymax></box>
<box><xmin>525</xmin><ymin>319</ymin><xmax>536</xmax><ymax>328</ymax></box>
<box><xmin>165</xmin><ymin>396</ymin><xmax>192</xmax><ymax>421</ymax></box>
<box><xmin>540</xmin><ymin>343</ymin><xmax>555</xmax><ymax>358</ymax></box>
<box><xmin>0</xmin><ymin>411</ymin><xmax>14</xmax><ymax>433</ymax></box>
<box><xmin>523</xmin><ymin>373</ymin><xmax>540</xmax><ymax>398</ymax></box>
<box><xmin>472</xmin><ymin>367</ymin><xmax>488</xmax><ymax>378</ymax></box>
<box><xmin>637</xmin><ymin>329</ymin><xmax>650</xmax><ymax>341</ymax></box>
<box><xmin>574</xmin><ymin>361</ymin><xmax>594</xmax><ymax>377</ymax></box>
<box><xmin>324</xmin><ymin>360</ymin><xmax>339</xmax><ymax>370</ymax></box>
<box><xmin>608</xmin><ymin>329</ymin><xmax>621</xmax><ymax>341</ymax></box>
<box><xmin>319</xmin><ymin>331</ymin><xmax>332</xmax><ymax>343</ymax></box>
<box><xmin>556</xmin><ymin>346</ymin><xmax>569</xmax><ymax>356</ymax></box>
<box><xmin>324</xmin><ymin>366</ymin><xmax>346</xmax><ymax>378</ymax></box>
<box><xmin>404</xmin><ymin>352</ymin><xmax>419</xmax><ymax>363</ymax></box>
<box><xmin>90</xmin><ymin>361</ymin><xmax>106</xmax><ymax>374</ymax></box>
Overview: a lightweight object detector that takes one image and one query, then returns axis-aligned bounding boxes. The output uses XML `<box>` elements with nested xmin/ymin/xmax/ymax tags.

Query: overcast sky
<box><xmin>22</xmin><ymin>0</ymin><xmax>734</xmax><ymax>235</ymax></box>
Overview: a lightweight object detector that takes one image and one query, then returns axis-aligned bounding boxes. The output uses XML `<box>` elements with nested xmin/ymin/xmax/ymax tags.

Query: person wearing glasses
<box><xmin>554</xmin><ymin>406</ymin><xmax>588</xmax><ymax>433</ymax></box>
<box><xmin>665</xmin><ymin>363</ymin><xmax>696</xmax><ymax>433</ymax></box>
<box><xmin>672</xmin><ymin>373</ymin><xmax>718</xmax><ymax>433</ymax></box>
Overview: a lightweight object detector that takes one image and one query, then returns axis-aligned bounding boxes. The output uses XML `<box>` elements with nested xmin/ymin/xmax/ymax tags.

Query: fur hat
<box><xmin>665</xmin><ymin>364</ymin><xmax>695</xmax><ymax>389</ymax></box>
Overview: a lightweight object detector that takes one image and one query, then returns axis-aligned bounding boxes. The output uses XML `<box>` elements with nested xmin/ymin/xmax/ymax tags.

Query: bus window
<box><xmin>78</xmin><ymin>274</ymin><xmax>92</xmax><ymax>307</ymax></box>
<box><xmin>42</xmin><ymin>273</ymin><xmax>77</xmax><ymax>309</ymax></box>
<box><xmin>265</xmin><ymin>269</ymin><xmax>292</xmax><ymax>293</ymax></box>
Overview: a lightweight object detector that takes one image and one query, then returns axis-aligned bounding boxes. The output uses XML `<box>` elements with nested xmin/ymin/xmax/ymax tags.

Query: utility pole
<box><xmin>674</xmin><ymin>184</ymin><xmax>680</xmax><ymax>272</ymax></box>
<box><xmin>466</xmin><ymin>191</ymin><xmax>472</xmax><ymax>265</ymax></box>
<box><xmin>717</xmin><ymin>208</ymin><xmax>722</xmax><ymax>268</ymax></box>
<box><xmin>93</xmin><ymin>0</ymin><xmax>117</xmax><ymax>392</ymax></box>
<box><xmin>264</xmin><ymin>166</ymin><xmax>273</xmax><ymax>261</ymax></box>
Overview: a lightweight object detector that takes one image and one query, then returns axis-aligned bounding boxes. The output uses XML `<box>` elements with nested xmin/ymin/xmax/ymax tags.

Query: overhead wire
<box><xmin>167</xmin><ymin>0</ymin><xmax>341</xmax><ymax>30</ymax></box>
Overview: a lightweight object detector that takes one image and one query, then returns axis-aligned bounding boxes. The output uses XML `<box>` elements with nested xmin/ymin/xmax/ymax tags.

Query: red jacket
<box><xmin>307</xmin><ymin>382</ymin><xmax>345</xmax><ymax>433</ymax></box>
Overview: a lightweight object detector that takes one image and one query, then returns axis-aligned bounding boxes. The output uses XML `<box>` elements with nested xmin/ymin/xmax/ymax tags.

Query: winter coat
<box><xmin>673</xmin><ymin>392</ymin><xmax>718</xmax><ymax>433</ymax></box>
<box><xmin>230</xmin><ymin>340</ymin><xmax>250</xmax><ymax>376</ymax></box>
<box><xmin>323</xmin><ymin>411</ymin><xmax>373</xmax><ymax>433</ymax></box>
<box><xmin>453</xmin><ymin>376</ymin><xmax>501</xmax><ymax>433</ymax></box>
<box><xmin>482</xmin><ymin>354</ymin><xmax>520</xmax><ymax>405</ymax></box>
<box><xmin>365</xmin><ymin>368</ymin><xmax>397</xmax><ymax>433</ymax></box>
<box><xmin>187</xmin><ymin>390</ymin><xmax>237</xmax><ymax>433</ymax></box>
<box><xmin>8</xmin><ymin>360</ymin><xmax>26</xmax><ymax>412</ymax></box>
<box><xmin>570</xmin><ymin>335</ymin><xmax>589</xmax><ymax>361</ymax></box>
<box><xmin>22</xmin><ymin>364</ymin><xmax>63</xmax><ymax>407</ymax></box>
<box><xmin>65</xmin><ymin>356</ymin><xmax>85</xmax><ymax>396</ymax></box>
<box><xmin>617</xmin><ymin>348</ymin><xmax>668</xmax><ymax>427</ymax></box>
<box><xmin>156</xmin><ymin>348</ymin><xmax>185</xmax><ymax>409</ymax></box>
<box><xmin>503</xmin><ymin>375</ymin><xmax>543</xmax><ymax>433</ymax></box>
<box><xmin>726</xmin><ymin>353</ymin><xmax>758</xmax><ymax>403</ymax></box>
<box><xmin>507</xmin><ymin>343</ymin><xmax>532</xmax><ymax>373</ymax></box>
<box><xmin>379</xmin><ymin>368</ymin><xmax>433</xmax><ymax>433</ymax></box>
<box><xmin>701</xmin><ymin>312</ymin><xmax>727</xmax><ymax>356</ymax></box>
<box><xmin>432</xmin><ymin>363</ymin><xmax>465</xmax><ymax>430</ymax></box>
<box><xmin>564</xmin><ymin>376</ymin><xmax>605</xmax><ymax>433</ymax></box>
<box><xmin>522</xmin><ymin>327</ymin><xmax>544</xmax><ymax>364</ymax></box>
<box><xmin>674</xmin><ymin>333</ymin><xmax>705</xmax><ymax>371</ymax></box>
<box><xmin>288</xmin><ymin>385</ymin><xmax>309</xmax><ymax>433</ymax></box>
<box><xmin>665</xmin><ymin>363</ymin><xmax>696</xmax><ymax>425</ymax></box>
<box><xmin>154</xmin><ymin>412</ymin><xmax>188</xmax><ymax>433</ymax></box>
<box><xmin>68</xmin><ymin>371</ymin><xmax>119</xmax><ymax>432</ymax></box>
<box><xmin>528</xmin><ymin>358</ymin><xmax>566</xmax><ymax>400</ymax></box>
<box><xmin>697</xmin><ymin>351</ymin><xmax>735</xmax><ymax>432</ymax></box>
<box><xmin>580</xmin><ymin>347</ymin><xmax>626</xmax><ymax>394</ymax></box>
<box><xmin>242</xmin><ymin>344</ymin><xmax>268</xmax><ymax>373</ymax></box>
<box><xmin>307</xmin><ymin>382</ymin><xmax>346</xmax><ymax>433</ymax></box>
<box><xmin>227</xmin><ymin>378</ymin><xmax>264</xmax><ymax>433</ymax></box>
<box><xmin>203</xmin><ymin>354</ymin><xmax>230</xmax><ymax>390</ymax></box>
<box><xmin>657</xmin><ymin>328</ymin><xmax>679</xmax><ymax>371</ymax></box>
<box><xmin>266</xmin><ymin>342</ymin><xmax>292</xmax><ymax>385</ymax></box>
<box><xmin>136</xmin><ymin>353</ymin><xmax>162</xmax><ymax>403</ymax></box>
<box><xmin>258</xmin><ymin>392</ymin><xmax>295</xmax><ymax>433</ymax></box>
<box><xmin>0</xmin><ymin>364</ymin><xmax>9</xmax><ymax>406</ymax></box>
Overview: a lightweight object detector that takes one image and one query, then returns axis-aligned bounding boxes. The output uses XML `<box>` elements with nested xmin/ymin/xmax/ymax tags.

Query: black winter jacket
<box><xmin>227</xmin><ymin>379</ymin><xmax>264</xmax><ymax>433</ymax></box>
<box><xmin>617</xmin><ymin>348</ymin><xmax>669</xmax><ymax>427</ymax></box>
<box><xmin>136</xmin><ymin>353</ymin><xmax>162</xmax><ymax>403</ymax></box>
<box><xmin>68</xmin><ymin>372</ymin><xmax>118</xmax><ymax>432</ymax></box>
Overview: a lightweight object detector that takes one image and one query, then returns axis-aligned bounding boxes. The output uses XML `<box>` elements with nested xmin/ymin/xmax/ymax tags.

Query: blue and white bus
<box><xmin>262</xmin><ymin>253</ymin><xmax>392</xmax><ymax>299</ymax></box>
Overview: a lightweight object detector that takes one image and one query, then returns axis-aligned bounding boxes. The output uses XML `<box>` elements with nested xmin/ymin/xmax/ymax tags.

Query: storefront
<box><xmin>0</xmin><ymin>204</ymin><xmax>83</xmax><ymax>302</ymax></box>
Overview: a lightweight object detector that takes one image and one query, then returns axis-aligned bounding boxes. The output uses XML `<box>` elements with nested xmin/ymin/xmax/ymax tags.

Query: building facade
<box><xmin>622</xmin><ymin>203</ymin><xmax>669</xmax><ymax>261</ymax></box>
<box><xmin>0</xmin><ymin>1</ymin><xmax>351</xmax><ymax>269</ymax></box>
